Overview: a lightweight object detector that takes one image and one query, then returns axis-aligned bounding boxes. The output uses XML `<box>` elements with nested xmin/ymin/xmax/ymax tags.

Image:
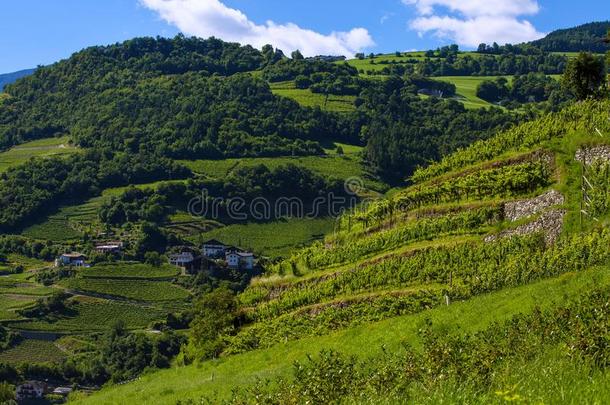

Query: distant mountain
<box><xmin>529</xmin><ymin>21</ymin><xmax>610</xmax><ymax>53</ymax></box>
<box><xmin>0</xmin><ymin>68</ymin><xmax>36</xmax><ymax>91</ymax></box>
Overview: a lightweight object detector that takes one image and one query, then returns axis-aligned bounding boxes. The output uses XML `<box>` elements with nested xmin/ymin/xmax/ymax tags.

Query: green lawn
<box><xmin>0</xmin><ymin>136</ymin><xmax>78</xmax><ymax>173</ymax></box>
<box><xmin>188</xmin><ymin>217</ymin><xmax>336</xmax><ymax>258</ymax></box>
<box><xmin>434</xmin><ymin>76</ymin><xmax>513</xmax><ymax>109</ymax></box>
<box><xmin>75</xmin><ymin>265</ymin><xmax>610</xmax><ymax>404</ymax></box>
<box><xmin>269</xmin><ymin>81</ymin><xmax>356</xmax><ymax>112</ymax></box>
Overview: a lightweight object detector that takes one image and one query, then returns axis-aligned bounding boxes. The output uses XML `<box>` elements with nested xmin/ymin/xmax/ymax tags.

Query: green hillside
<box><xmin>76</xmin><ymin>100</ymin><xmax>610</xmax><ymax>404</ymax></box>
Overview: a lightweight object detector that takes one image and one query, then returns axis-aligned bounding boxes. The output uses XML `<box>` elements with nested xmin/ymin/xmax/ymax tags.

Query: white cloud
<box><xmin>140</xmin><ymin>0</ymin><xmax>374</xmax><ymax>57</ymax></box>
<box><xmin>403</xmin><ymin>0</ymin><xmax>545</xmax><ymax>47</ymax></box>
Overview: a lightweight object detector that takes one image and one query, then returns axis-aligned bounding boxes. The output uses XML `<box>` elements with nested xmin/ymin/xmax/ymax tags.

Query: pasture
<box><xmin>269</xmin><ymin>81</ymin><xmax>356</xmax><ymax>112</ymax></box>
<box><xmin>0</xmin><ymin>136</ymin><xmax>78</xmax><ymax>173</ymax></box>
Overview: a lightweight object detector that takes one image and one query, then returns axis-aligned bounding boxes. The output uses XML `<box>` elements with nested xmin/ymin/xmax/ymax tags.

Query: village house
<box><xmin>55</xmin><ymin>252</ymin><xmax>88</xmax><ymax>268</ymax></box>
<box><xmin>226</xmin><ymin>248</ymin><xmax>255</xmax><ymax>270</ymax></box>
<box><xmin>168</xmin><ymin>252</ymin><xmax>195</xmax><ymax>269</ymax></box>
<box><xmin>94</xmin><ymin>241</ymin><xmax>123</xmax><ymax>254</ymax></box>
<box><xmin>16</xmin><ymin>380</ymin><xmax>47</xmax><ymax>401</ymax></box>
<box><xmin>202</xmin><ymin>239</ymin><xmax>227</xmax><ymax>258</ymax></box>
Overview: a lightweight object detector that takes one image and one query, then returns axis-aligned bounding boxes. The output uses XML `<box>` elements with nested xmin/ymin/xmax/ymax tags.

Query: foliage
<box><xmin>182</xmin><ymin>288</ymin><xmax>237</xmax><ymax>362</ymax></box>
<box><xmin>529</xmin><ymin>21</ymin><xmax>610</xmax><ymax>53</ymax></box>
<box><xmin>562</xmin><ymin>52</ymin><xmax>607</xmax><ymax>100</ymax></box>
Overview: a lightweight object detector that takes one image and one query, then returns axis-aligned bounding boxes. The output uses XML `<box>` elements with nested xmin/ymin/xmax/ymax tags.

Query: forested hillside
<box><xmin>529</xmin><ymin>21</ymin><xmax>610</xmax><ymax>52</ymax></box>
<box><xmin>0</xmin><ymin>68</ymin><xmax>35</xmax><ymax>91</ymax></box>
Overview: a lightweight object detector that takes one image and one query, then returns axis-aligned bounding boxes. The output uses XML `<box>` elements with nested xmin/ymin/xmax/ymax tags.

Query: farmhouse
<box><xmin>55</xmin><ymin>252</ymin><xmax>88</xmax><ymax>267</ymax></box>
<box><xmin>168</xmin><ymin>252</ymin><xmax>195</xmax><ymax>269</ymax></box>
<box><xmin>16</xmin><ymin>381</ymin><xmax>47</xmax><ymax>401</ymax></box>
<box><xmin>202</xmin><ymin>239</ymin><xmax>227</xmax><ymax>258</ymax></box>
<box><xmin>226</xmin><ymin>248</ymin><xmax>255</xmax><ymax>270</ymax></box>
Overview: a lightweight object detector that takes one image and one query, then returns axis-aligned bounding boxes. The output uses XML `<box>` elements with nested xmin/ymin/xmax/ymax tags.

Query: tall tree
<box><xmin>561</xmin><ymin>52</ymin><xmax>606</xmax><ymax>100</ymax></box>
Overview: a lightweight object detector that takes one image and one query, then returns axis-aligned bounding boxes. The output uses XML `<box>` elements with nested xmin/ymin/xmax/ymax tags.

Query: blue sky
<box><xmin>0</xmin><ymin>0</ymin><xmax>605</xmax><ymax>73</ymax></box>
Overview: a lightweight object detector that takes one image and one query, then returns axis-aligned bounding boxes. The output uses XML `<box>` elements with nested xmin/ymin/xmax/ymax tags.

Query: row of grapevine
<box><xmin>247</xmin><ymin>229</ymin><xmax>610</xmax><ymax>321</ymax></box>
<box><xmin>283</xmin><ymin>206</ymin><xmax>501</xmax><ymax>273</ymax></box>
<box><xmin>411</xmin><ymin>100</ymin><xmax>610</xmax><ymax>183</ymax></box>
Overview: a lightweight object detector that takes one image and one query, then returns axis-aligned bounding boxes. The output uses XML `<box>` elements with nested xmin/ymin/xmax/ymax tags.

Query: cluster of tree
<box><xmin>416</xmin><ymin>53</ymin><xmax>568</xmax><ymax>76</ymax></box>
<box><xmin>355</xmin><ymin>77</ymin><xmax>524</xmax><ymax>181</ymax></box>
<box><xmin>0</xmin><ymin>151</ymin><xmax>189</xmax><ymax>231</ymax></box>
<box><xmin>264</xmin><ymin>58</ymin><xmax>362</xmax><ymax>95</ymax></box>
<box><xmin>0</xmin><ymin>321</ymin><xmax>185</xmax><ymax>387</ymax></box>
<box><xmin>476</xmin><ymin>73</ymin><xmax>566</xmax><ymax>105</ymax></box>
<box><xmin>561</xmin><ymin>52</ymin><xmax>608</xmax><ymax>100</ymax></box>
<box><xmin>99</xmin><ymin>164</ymin><xmax>348</xmax><ymax>227</ymax></box>
<box><xmin>0</xmin><ymin>236</ymin><xmax>63</xmax><ymax>261</ymax></box>
<box><xmin>0</xmin><ymin>326</ymin><xmax>20</xmax><ymax>351</ymax></box>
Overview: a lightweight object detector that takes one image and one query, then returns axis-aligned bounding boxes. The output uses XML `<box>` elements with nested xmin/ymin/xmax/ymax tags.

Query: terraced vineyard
<box><xmin>78</xmin><ymin>100</ymin><xmax>610</xmax><ymax>404</ymax></box>
<box><xmin>59</xmin><ymin>278</ymin><xmax>190</xmax><ymax>302</ymax></box>
<box><xmin>10</xmin><ymin>296</ymin><xmax>166</xmax><ymax>333</ymax></box>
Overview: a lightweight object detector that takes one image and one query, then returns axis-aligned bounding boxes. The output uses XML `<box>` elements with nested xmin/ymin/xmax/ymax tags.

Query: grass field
<box><xmin>59</xmin><ymin>278</ymin><xmax>190</xmax><ymax>302</ymax></box>
<box><xmin>269</xmin><ymin>81</ymin><xmax>356</xmax><ymax>112</ymax></box>
<box><xmin>11</xmin><ymin>297</ymin><xmax>166</xmax><ymax>333</ymax></box>
<box><xmin>0</xmin><ymin>136</ymin><xmax>78</xmax><ymax>173</ymax></box>
<box><xmin>433</xmin><ymin>76</ymin><xmax>513</xmax><ymax>109</ymax></box>
<box><xmin>75</xmin><ymin>265</ymin><xmax>610</xmax><ymax>404</ymax></box>
<box><xmin>81</xmin><ymin>262</ymin><xmax>180</xmax><ymax>280</ymax></box>
<box><xmin>0</xmin><ymin>339</ymin><xmax>67</xmax><ymax>364</ymax></box>
<box><xmin>189</xmin><ymin>217</ymin><xmax>336</xmax><ymax>258</ymax></box>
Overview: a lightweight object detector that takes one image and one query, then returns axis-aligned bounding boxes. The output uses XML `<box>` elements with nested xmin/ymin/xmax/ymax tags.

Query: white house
<box><xmin>55</xmin><ymin>253</ymin><xmax>87</xmax><ymax>267</ymax></box>
<box><xmin>168</xmin><ymin>252</ymin><xmax>195</xmax><ymax>269</ymax></box>
<box><xmin>202</xmin><ymin>239</ymin><xmax>227</xmax><ymax>258</ymax></box>
<box><xmin>16</xmin><ymin>381</ymin><xmax>47</xmax><ymax>401</ymax></box>
<box><xmin>226</xmin><ymin>249</ymin><xmax>255</xmax><ymax>270</ymax></box>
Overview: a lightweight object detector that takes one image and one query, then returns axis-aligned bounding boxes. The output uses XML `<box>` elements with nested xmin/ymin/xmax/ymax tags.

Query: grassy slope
<box><xmin>0</xmin><ymin>136</ymin><xmax>78</xmax><ymax>173</ymax></box>
<box><xmin>269</xmin><ymin>81</ymin><xmax>356</xmax><ymax>112</ymax></box>
<box><xmin>76</xmin><ymin>265</ymin><xmax>610</xmax><ymax>404</ymax></box>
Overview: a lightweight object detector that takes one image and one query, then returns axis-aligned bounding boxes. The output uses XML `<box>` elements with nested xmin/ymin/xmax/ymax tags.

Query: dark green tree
<box><xmin>186</xmin><ymin>288</ymin><xmax>237</xmax><ymax>360</ymax></box>
<box><xmin>562</xmin><ymin>52</ymin><xmax>606</xmax><ymax>100</ymax></box>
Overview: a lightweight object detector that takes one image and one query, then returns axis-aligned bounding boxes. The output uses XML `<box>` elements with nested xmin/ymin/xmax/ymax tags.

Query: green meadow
<box><xmin>0</xmin><ymin>136</ymin><xmax>78</xmax><ymax>173</ymax></box>
<box><xmin>269</xmin><ymin>81</ymin><xmax>356</xmax><ymax>112</ymax></box>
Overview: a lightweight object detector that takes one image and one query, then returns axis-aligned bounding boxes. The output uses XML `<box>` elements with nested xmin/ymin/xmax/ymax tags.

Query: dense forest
<box><xmin>529</xmin><ymin>21</ymin><xmax>610</xmax><ymax>52</ymax></box>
